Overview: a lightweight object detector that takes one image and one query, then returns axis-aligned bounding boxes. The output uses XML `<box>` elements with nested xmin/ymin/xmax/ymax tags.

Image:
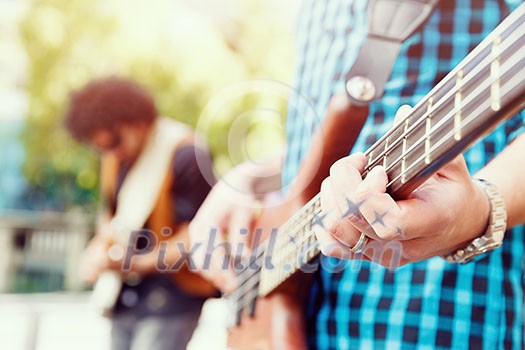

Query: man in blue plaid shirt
<box><xmin>190</xmin><ymin>0</ymin><xmax>524</xmax><ymax>348</ymax></box>
<box><xmin>282</xmin><ymin>0</ymin><xmax>524</xmax><ymax>348</ymax></box>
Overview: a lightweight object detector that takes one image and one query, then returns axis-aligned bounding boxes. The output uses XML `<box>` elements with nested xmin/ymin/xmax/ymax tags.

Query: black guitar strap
<box><xmin>345</xmin><ymin>0</ymin><xmax>440</xmax><ymax>105</ymax></box>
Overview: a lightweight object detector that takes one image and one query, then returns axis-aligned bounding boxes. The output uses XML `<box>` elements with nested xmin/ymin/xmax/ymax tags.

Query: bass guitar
<box><xmin>226</xmin><ymin>4</ymin><xmax>525</xmax><ymax>348</ymax></box>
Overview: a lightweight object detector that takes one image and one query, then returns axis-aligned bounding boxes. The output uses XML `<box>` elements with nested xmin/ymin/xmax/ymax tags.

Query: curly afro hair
<box><xmin>64</xmin><ymin>77</ymin><xmax>158</xmax><ymax>142</ymax></box>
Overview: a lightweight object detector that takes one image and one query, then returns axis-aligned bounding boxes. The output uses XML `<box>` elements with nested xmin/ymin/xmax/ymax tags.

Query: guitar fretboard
<box><xmin>228</xmin><ymin>3</ymin><xmax>525</xmax><ymax>325</ymax></box>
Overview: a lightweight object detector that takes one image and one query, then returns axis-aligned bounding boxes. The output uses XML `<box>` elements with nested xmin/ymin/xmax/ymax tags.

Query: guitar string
<box><xmin>365</xmin><ymin>35</ymin><xmax>524</xmax><ymax>174</ymax></box>
<box><xmin>233</xmin><ymin>211</ymin><xmax>324</xmax><ymax>304</ymax></box>
<box><xmin>364</xmin><ymin>8</ymin><xmax>524</xmax><ymax>161</ymax></box>
<box><xmin>227</xmin><ymin>11</ymin><xmax>524</xmax><ymax>308</ymax></box>
<box><xmin>372</xmin><ymin>47</ymin><xmax>524</xmax><ymax>182</ymax></box>
<box><xmin>227</xmin><ymin>199</ymin><xmax>321</xmax><ymax>299</ymax></box>
<box><xmin>386</xmin><ymin>73</ymin><xmax>523</xmax><ymax>188</ymax></box>
<box><xmin>228</xmin><ymin>243</ymin><xmax>266</xmax><ymax>292</ymax></box>
<box><xmin>229</xmin><ymin>63</ymin><xmax>523</xmax><ymax>307</ymax></box>
<box><xmin>229</xmin><ymin>195</ymin><xmax>320</xmax><ymax>287</ymax></box>
<box><xmin>365</xmin><ymin>32</ymin><xmax>525</xmax><ymax>176</ymax></box>
<box><xmin>228</xmin><ymin>210</ymin><xmax>313</xmax><ymax>297</ymax></box>
<box><xmin>364</xmin><ymin>26</ymin><xmax>524</xmax><ymax>170</ymax></box>
<box><xmin>231</xmin><ymin>202</ymin><xmax>325</xmax><ymax>304</ymax></box>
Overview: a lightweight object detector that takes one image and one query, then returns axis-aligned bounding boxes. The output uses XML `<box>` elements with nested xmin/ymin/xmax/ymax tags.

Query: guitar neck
<box><xmin>229</xmin><ymin>3</ymin><xmax>525</xmax><ymax>317</ymax></box>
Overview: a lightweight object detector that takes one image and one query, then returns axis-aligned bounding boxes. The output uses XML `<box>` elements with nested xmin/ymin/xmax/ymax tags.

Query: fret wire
<box><xmin>365</xmin><ymin>29</ymin><xmax>524</xmax><ymax>172</ymax></box>
<box><xmin>401</xmin><ymin>117</ymin><xmax>409</xmax><ymax>183</ymax></box>
<box><xmin>454</xmin><ymin>70</ymin><xmax>464</xmax><ymax>141</ymax></box>
<box><xmin>387</xmin><ymin>71</ymin><xmax>523</xmax><ymax>189</ymax></box>
<box><xmin>276</xmin><ymin>210</ymin><xmax>308</xmax><ymax>276</ymax></box>
<box><xmin>230</xmin><ymin>267</ymin><xmax>263</xmax><ymax>308</ymax></box>
<box><xmin>368</xmin><ymin>149</ymin><xmax>374</xmax><ymax>165</ymax></box>
<box><xmin>365</xmin><ymin>20</ymin><xmax>525</xmax><ymax>166</ymax></box>
<box><xmin>366</xmin><ymin>29</ymin><xmax>524</xmax><ymax>170</ymax></box>
<box><xmin>273</xmin><ymin>208</ymin><xmax>320</xmax><ymax>273</ymax></box>
<box><xmin>258</xmin><ymin>241</ymin><xmax>322</xmax><ymax>299</ymax></box>
<box><xmin>279</xmin><ymin>199</ymin><xmax>320</xmax><ymax>264</ymax></box>
<box><xmin>272</xmin><ymin>203</ymin><xmax>322</xmax><ymax>272</ymax></box>
<box><xmin>490</xmin><ymin>36</ymin><xmax>502</xmax><ymax>111</ymax></box>
<box><xmin>379</xmin><ymin>47</ymin><xmax>524</xmax><ymax>182</ymax></box>
<box><xmin>383</xmin><ymin>137</ymin><xmax>389</xmax><ymax>168</ymax></box>
<box><xmin>239</xmin><ymin>236</ymin><xmax>318</xmax><ymax>301</ymax></box>
<box><xmin>365</xmin><ymin>5</ymin><xmax>524</xmax><ymax>158</ymax></box>
<box><xmin>230</xmin><ymin>200</ymin><xmax>315</xmax><ymax>288</ymax></box>
<box><xmin>271</xmin><ymin>209</ymin><xmax>316</xmax><ymax>277</ymax></box>
<box><xmin>233</xmin><ymin>251</ymin><xmax>264</xmax><ymax>287</ymax></box>
<box><xmin>283</xmin><ymin>228</ymin><xmax>319</xmax><ymax>268</ymax></box>
<box><xmin>276</xmin><ymin>216</ymin><xmax>321</xmax><ymax>278</ymax></box>
<box><xmin>424</xmin><ymin>97</ymin><xmax>433</xmax><ymax>164</ymax></box>
<box><xmin>242</xmin><ymin>196</ymin><xmax>319</xmax><ymax>290</ymax></box>
<box><xmin>261</xmin><ymin>194</ymin><xmax>320</xmax><ymax>294</ymax></box>
<box><xmin>230</xmin><ymin>242</ymin><xmax>266</xmax><ymax>287</ymax></box>
<box><xmin>259</xmin><ymin>241</ymin><xmax>322</xmax><ymax>302</ymax></box>
<box><xmin>259</xmin><ymin>199</ymin><xmax>321</xmax><ymax>295</ymax></box>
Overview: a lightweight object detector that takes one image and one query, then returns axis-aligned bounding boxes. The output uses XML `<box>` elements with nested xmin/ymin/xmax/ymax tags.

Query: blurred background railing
<box><xmin>0</xmin><ymin>210</ymin><xmax>93</xmax><ymax>293</ymax></box>
<box><xmin>0</xmin><ymin>211</ymin><xmax>108</xmax><ymax>350</ymax></box>
<box><xmin>0</xmin><ymin>212</ymin><xmax>227</xmax><ymax>349</ymax></box>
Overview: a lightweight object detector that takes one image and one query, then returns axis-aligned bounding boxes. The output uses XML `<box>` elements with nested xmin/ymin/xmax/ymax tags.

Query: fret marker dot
<box><xmin>284</xmin><ymin>264</ymin><xmax>291</xmax><ymax>271</ymax></box>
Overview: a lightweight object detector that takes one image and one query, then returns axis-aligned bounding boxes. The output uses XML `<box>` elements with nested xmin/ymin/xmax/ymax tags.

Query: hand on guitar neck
<box><xmin>316</xmin><ymin>105</ymin><xmax>496</xmax><ymax>266</ymax></box>
<box><xmin>79</xmin><ymin>222</ymin><xmax>122</xmax><ymax>285</ymax></box>
<box><xmin>81</xmin><ymin>220</ymin><xmax>204</xmax><ymax>284</ymax></box>
<box><xmin>189</xmin><ymin>94</ymin><xmax>369</xmax><ymax>349</ymax></box>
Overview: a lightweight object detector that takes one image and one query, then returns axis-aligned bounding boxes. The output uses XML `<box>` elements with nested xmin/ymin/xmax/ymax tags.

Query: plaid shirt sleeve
<box><xmin>283</xmin><ymin>0</ymin><xmax>524</xmax><ymax>349</ymax></box>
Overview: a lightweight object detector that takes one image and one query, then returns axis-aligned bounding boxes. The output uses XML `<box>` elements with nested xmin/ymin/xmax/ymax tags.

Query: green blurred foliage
<box><xmin>18</xmin><ymin>0</ymin><xmax>294</xmax><ymax>211</ymax></box>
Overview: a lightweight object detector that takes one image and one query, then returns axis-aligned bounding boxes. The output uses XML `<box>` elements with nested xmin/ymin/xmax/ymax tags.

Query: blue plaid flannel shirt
<box><xmin>283</xmin><ymin>0</ymin><xmax>525</xmax><ymax>349</ymax></box>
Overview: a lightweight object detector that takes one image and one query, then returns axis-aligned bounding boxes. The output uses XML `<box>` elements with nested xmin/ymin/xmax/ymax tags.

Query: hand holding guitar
<box><xmin>317</xmin><ymin>106</ymin><xmax>490</xmax><ymax>266</ymax></box>
<box><xmin>189</xmin><ymin>154</ymin><xmax>286</xmax><ymax>292</ymax></box>
<box><xmin>79</xmin><ymin>236</ymin><xmax>119</xmax><ymax>284</ymax></box>
<box><xmin>79</xmin><ymin>220</ymin><xmax>123</xmax><ymax>284</ymax></box>
<box><xmin>189</xmin><ymin>94</ymin><xmax>370</xmax><ymax>292</ymax></box>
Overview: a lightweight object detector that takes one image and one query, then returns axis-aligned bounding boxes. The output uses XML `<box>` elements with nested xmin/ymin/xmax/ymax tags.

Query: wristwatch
<box><xmin>443</xmin><ymin>178</ymin><xmax>507</xmax><ymax>264</ymax></box>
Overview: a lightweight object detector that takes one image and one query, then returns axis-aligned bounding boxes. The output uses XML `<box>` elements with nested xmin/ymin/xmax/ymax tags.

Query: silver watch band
<box><xmin>443</xmin><ymin>178</ymin><xmax>507</xmax><ymax>264</ymax></box>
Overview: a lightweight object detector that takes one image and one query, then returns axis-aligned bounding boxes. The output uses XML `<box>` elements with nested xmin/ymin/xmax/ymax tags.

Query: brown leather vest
<box><xmin>100</xmin><ymin>139</ymin><xmax>216</xmax><ymax>297</ymax></box>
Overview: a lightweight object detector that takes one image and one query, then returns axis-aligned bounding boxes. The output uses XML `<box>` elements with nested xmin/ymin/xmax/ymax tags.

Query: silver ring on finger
<box><xmin>350</xmin><ymin>232</ymin><xmax>368</xmax><ymax>254</ymax></box>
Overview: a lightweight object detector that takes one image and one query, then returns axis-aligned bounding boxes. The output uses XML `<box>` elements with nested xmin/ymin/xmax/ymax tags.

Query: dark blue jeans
<box><xmin>111</xmin><ymin>311</ymin><xmax>201</xmax><ymax>350</ymax></box>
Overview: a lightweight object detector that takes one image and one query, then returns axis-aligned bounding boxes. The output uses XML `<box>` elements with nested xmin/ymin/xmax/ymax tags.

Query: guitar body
<box><xmin>172</xmin><ymin>265</ymin><xmax>218</xmax><ymax>297</ymax></box>
<box><xmin>227</xmin><ymin>287</ymin><xmax>309</xmax><ymax>350</ymax></box>
<box><xmin>94</xmin><ymin>137</ymin><xmax>217</xmax><ymax>317</ymax></box>
<box><xmin>227</xmin><ymin>96</ymin><xmax>369</xmax><ymax>349</ymax></box>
